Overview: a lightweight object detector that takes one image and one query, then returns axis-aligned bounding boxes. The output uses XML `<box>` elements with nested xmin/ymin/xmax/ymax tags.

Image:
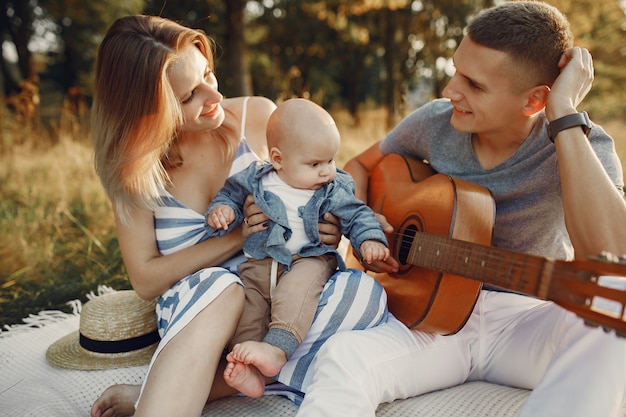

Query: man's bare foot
<box><xmin>226</xmin><ymin>341</ymin><xmax>287</xmax><ymax>377</ymax></box>
<box><xmin>90</xmin><ymin>384</ymin><xmax>140</xmax><ymax>417</ymax></box>
<box><xmin>223</xmin><ymin>361</ymin><xmax>266</xmax><ymax>398</ymax></box>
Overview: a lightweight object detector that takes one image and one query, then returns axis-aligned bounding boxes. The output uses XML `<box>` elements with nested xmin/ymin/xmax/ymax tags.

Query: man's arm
<box><xmin>548</xmin><ymin>47</ymin><xmax>626</xmax><ymax>259</ymax></box>
<box><xmin>344</xmin><ymin>141</ymin><xmax>387</xmax><ymax>202</ymax></box>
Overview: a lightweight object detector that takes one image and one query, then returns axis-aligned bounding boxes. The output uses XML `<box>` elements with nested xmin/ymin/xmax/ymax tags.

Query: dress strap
<box><xmin>240</xmin><ymin>96</ymin><xmax>250</xmax><ymax>139</ymax></box>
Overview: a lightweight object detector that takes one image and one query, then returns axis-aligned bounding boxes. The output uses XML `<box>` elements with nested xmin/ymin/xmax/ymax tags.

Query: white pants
<box><xmin>297</xmin><ymin>290</ymin><xmax>626</xmax><ymax>417</ymax></box>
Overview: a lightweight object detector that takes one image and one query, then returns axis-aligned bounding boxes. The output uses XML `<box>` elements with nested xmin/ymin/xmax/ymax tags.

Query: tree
<box><xmin>40</xmin><ymin>0</ymin><xmax>146</xmax><ymax>92</ymax></box>
<box><xmin>226</xmin><ymin>0</ymin><xmax>253</xmax><ymax>96</ymax></box>
<box><xmin>0</xmin><ymin>0</ymin><xmax>36</xmax><ymax>96</ymax></box>
<box><xmin>144</xmin><ymin>0</ymin><xmax>252</xmax><ymax>97</ymax></box>
<box><xmin>2</xmin><ymin>0</ymin><xmax>625</xmax><ymax>124</ymax></box>
<box><xmin>327</xmin><ymin>0</ymin><xmax>487</xmax><ymax>126</ymax></box>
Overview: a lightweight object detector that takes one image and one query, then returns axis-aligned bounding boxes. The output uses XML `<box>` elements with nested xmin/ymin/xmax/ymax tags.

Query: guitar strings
<box><xmin>392</xmin><ymin>230</ymin><xmax>547</xmax><ymax>272</ymax></box>
<box><xmin>391</xmin><ymin>229</ymin><xmax>574</xmax><ymax>288</ymax></box>
<box><xmin>390</xmin><ymin>230</ymin><xmax>626</xmax><ymax>321</ymax></box>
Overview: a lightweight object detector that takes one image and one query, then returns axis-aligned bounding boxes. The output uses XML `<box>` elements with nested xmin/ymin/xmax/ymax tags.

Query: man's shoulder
<box><xmin>417</xmin><ymin>98</ymin><xmax>453</xmax><ymax>116</ymax></box>
<box><xmin>401</xmin><ymin>98</ymin><xmax>454</xmax><ymax>130</ymax></box>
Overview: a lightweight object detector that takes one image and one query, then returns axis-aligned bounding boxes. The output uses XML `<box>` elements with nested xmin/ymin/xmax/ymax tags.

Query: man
<box><xmin>296</xmin><ymin>2</ymin><xmax>626</xmax><ymax>416</ymax></box>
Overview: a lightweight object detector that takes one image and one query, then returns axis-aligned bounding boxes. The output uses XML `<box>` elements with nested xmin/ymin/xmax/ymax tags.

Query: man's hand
<box><xmin>374</xmin><ymin>213</ymin><xmax>394</xmax><ymax>235</ymax></box>
<box><xmin>546</xmin><ymin>46</ymin><xmax>594</xmax><ymax>120</ymax></box>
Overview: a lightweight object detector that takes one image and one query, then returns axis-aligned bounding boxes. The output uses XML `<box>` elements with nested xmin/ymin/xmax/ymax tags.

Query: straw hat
<box><xmin>46</xmin><ymin>290</ymin><xmax>160</xmax><ymax>370</ymax></box>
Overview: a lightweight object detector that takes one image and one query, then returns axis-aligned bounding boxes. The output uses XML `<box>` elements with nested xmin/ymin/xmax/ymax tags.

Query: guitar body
<box><xmin>348</xmin><ymin>154</ymin><xmax>496</xmax><ymax>334</ymax></box>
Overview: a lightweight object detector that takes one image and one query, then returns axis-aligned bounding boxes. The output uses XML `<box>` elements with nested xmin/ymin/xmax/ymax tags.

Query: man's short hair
<box><xmin>467</xmin><ymin>1</ymin><xmax>573</xmax><ymax>90</ymax></box>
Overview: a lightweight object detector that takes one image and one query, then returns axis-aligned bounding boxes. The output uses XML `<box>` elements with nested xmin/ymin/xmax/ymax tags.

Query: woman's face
<box><xmin>168</xmin><ymin>45</ymin><xmax>224</xmax><ymax>133</ymax></box>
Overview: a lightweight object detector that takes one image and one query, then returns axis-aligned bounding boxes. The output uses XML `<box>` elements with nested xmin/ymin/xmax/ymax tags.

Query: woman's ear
<box><xmin>269</xmin><ymin>147</ymin><xmax>282</xmax><ymax>170</ymax></box>
<box><xmin>523</xmin><ymin>85</ymin><xmax>550</xmax><ymax>116</ymax></box>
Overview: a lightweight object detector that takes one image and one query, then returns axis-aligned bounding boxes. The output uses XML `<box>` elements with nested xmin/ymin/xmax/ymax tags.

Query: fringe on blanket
<box><xmin>0</xmin><ymin>285</ymin><xmax>116</xmax><ymax>337</ymax></box>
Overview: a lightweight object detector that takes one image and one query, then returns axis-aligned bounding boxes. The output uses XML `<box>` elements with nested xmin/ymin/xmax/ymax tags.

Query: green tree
<box><xmin>3</xmin><ymin>0</ymin><xmax>625</xmax><ymax>123</ymax></box>
<box><xmin>251</xmin><ymin>0</ymin><xmax>493</xmax><ymax>125</ymax></box>
<box><xmin>40</xmin><ymin>0</ymin><xmax>146</xmax><ymax>92</ymax></box>
<box><xmin>0</xmin><ymin>0</ymin><xmax>36</xmax><ymax>96</ymax></box>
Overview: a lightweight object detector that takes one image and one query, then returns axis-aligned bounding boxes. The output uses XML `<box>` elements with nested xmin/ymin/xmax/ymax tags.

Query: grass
<box><xmin>0</xmin><ymin>105</ymin><xmax>624</xmax><ymax>328</ymax></box>
<box><xmin>0</xmin><ymin>131</ymin><xmax>130</xmax><ymax>328</ymax></box>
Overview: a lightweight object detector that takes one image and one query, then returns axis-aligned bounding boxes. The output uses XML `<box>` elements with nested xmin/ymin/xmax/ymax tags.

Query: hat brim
<box><xmin>46</xmin><ymin>329</ymin><xmax>157</xmax><ymax>370</ymax></box>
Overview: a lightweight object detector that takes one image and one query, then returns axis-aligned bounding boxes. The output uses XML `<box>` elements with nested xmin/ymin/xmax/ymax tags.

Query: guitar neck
<box><xmin>408</xmin><ymin>232</ymin><xmax>571</xmax><ymax>299</ymax></box>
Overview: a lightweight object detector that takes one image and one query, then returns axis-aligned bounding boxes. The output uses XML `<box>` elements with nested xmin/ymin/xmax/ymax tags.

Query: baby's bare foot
<box><xmin>90</xmin><ymin>384</ymin><xmax>140</xmax><ymax>417</ymax></box>
<box><xmin>228</xmin><ymin>341</ymin><xmax>287</xmax><ymax>377</ymax></box>
<box><xmin>223</xmin><ymin>361</ymin><xmax>265</xmax><ymax>398</ymax></box>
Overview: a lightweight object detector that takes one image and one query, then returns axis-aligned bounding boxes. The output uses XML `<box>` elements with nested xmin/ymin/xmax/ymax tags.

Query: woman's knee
<box><xmin>216</xmin><ymin>283</ymin><xmax>245</xmax><ymax>316</ymax></box>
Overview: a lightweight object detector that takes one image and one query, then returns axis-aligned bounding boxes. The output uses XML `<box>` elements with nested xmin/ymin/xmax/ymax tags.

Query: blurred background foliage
<box><xmin>1</xmin><ymin>0</ymin><xmax>626</xmax><ymax>132</ymax></box>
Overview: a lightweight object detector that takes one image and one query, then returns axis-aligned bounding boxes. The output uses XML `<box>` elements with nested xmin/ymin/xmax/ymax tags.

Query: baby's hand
<box><xmin>360</xmin><ymin>240</ymin><xmax>390</xmax><ymax>264</ymax></box>
<box><xmin>208</xmin><ymin>205</ymin><xmax>235</xmax><ymax>230</ymax></box>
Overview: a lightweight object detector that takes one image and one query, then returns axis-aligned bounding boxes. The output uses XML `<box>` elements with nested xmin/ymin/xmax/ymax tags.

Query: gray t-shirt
<box><xmin>380</xmin><ymin>98</ymin><xmax>624</xmax><ymax>261</ymax></box>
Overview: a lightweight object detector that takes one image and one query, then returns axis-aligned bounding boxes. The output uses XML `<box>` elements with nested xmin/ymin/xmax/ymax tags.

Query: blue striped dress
<box><xmin>144</xmin><ymin>97</ymin><xmax>388</xmax><ymax>401</ymax></box>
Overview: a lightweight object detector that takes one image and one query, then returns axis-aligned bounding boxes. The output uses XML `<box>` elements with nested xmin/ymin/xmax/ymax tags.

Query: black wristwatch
<box><xmin>547</xmin><ymin>111</ymin><xmax>591</xmax><ymax>143</ymax></box>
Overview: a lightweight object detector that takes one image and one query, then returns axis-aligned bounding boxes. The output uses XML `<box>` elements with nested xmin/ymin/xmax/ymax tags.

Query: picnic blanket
<box><xmin>0</xmin><ymin>288</ymin><xmax>622</xmax><ymax>417</ymax></box>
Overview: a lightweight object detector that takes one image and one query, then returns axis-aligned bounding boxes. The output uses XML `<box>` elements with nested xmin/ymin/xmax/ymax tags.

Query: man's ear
<box><xmin>523</xmin><ymin>85</ymin><xmax>550</xmax><ymax>116</ymax></box>
<box><xmin>269</xmin><ymin>147</ymin><xmax>282</xmax><ymax>170</ymax></box>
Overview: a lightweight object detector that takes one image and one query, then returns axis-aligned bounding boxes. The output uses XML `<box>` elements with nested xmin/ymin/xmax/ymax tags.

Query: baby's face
<box><xmin>277</xmin><ymin>135</ymin><xmax>338</xmax><ymax>190</ymax></box>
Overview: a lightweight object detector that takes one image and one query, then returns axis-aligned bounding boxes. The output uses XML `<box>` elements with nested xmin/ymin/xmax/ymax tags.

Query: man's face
<box><xmin>442</xmin><ymin>37</ymin><xmax>531</xmax><ymax>138</ymax></box>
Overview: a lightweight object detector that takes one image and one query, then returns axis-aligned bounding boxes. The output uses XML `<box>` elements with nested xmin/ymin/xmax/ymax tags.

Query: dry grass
<box><xmin>0</xmin><ymin>136</ymin><xmax>128</xmax><ymax>327</ymax></box>
<box><xmin>332</xmin><ymin>107</ymin><xmax>391</xmax><ymax>166</ymax></box>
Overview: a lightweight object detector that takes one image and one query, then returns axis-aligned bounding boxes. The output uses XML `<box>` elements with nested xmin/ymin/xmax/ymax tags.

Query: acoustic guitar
<box><xmin>346</xmin><ymin>154</ymin><xmax>626</xmax><ymax>336</ymax></box>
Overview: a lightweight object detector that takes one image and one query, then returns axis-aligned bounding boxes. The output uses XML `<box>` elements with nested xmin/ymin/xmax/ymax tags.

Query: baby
<box><xmin>206</xmin><ymin>98</ymin><xmax>389</xmax><ymax>397</ymax></box>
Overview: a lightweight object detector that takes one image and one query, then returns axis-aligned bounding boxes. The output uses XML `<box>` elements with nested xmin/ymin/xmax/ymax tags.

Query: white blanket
<box><xmin>1</xmin><ymin>290</ymin><xmax>622</xmax><ymax>417</ymax></box>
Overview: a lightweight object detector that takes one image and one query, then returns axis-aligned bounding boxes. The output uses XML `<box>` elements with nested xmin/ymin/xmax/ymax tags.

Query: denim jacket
<box><xmin>204</xmin><ymin>161</ymin><xmax>387</xmax><ymax>271</ymax></box>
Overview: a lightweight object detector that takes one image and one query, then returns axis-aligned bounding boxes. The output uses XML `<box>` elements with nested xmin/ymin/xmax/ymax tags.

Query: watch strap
<box><xmin>547</xmin><ymin>111</ymin><xmax>591</xmax><ymax>143</ymax></box>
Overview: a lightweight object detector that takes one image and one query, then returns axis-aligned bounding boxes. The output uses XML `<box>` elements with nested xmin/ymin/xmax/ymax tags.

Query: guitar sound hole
<box><xmin>398</xmin><ymin>224</ymin><xmax>417</xmax><ymax>266</ymax></box>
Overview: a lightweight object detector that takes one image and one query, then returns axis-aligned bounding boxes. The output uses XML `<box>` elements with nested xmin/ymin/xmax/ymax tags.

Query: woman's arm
<box><xmin>115</xmin><ymin>206</ymin><xmax>244</xmax><ymax>300</ymax></box>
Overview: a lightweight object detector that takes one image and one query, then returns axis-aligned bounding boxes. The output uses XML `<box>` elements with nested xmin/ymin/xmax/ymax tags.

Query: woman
<box><xmin>90</xmin><ymin>15</ymin><xmax>390</xmax><ymax>417</ymax></box>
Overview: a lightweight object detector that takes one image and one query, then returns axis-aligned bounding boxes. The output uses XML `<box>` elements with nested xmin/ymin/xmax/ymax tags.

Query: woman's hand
<box><xmin>241</xmin><ymin>196</ymin><xmax>342</xmax><ymax>249</ymax></box>
<box><xmin>318</xmin><ymin>212</ymin><xmax>342</xmax><ymax>248</ymax></box>
<box><xmin>242</xmin><ymin>195</ymin><xmax>269</xmax><ymax>238</ymax></box>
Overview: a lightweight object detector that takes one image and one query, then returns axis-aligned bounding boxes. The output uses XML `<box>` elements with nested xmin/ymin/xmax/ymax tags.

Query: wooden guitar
<box><xmin>346</xmin><ymin>154</ymin><xmax>626</xmax><ymax>336</ymax></box>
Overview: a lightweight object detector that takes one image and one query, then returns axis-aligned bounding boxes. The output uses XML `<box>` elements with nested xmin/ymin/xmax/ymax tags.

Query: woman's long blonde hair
<box><xmin>92</xmin><ymin>15</ymin><xmax>220</xmax><ymax>222</ymax></box>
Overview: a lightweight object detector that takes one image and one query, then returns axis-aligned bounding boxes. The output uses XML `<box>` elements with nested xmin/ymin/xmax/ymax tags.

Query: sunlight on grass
<box><xmin>0</xmin><ymin>137</ymin><xmax>129</xmax><ymax>327</ymax></box>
